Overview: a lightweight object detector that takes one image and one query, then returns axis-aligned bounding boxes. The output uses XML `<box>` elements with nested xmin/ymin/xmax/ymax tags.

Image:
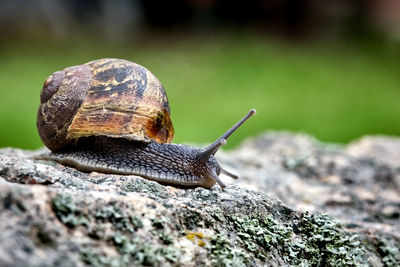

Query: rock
<box><xmin>0</xmin><ymin>132</ymin><xmax>399</xmax><ymax>266</ymax></box>
<box><xmin>228</xmin><ymin>133</ymin><xmax>400</xmax><ymax>235</ymax></box>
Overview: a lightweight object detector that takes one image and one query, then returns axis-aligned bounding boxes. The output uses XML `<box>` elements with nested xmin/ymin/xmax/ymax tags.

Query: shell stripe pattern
<box><xmin>66</xmin><ymin>59</ymin><xmax>174</xmax><ymax>143</ymax></box>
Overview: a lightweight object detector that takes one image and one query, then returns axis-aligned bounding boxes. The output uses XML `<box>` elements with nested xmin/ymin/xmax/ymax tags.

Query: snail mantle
<box><xmin>1</xmin><ymin>132</ymin><xmax>399</xmax><ymax>266</ymax></box>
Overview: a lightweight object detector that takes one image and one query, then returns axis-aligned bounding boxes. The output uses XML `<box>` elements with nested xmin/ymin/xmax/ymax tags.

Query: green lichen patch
<box><xmin>175</xmin><ymin>208</ymin><xmax>203</xmax><ymax>230</ymax></box>
<box><xmin>81</xmin><ymin>220</ymin><xmax>180</xmax><ymax>266</ymax></box>
<box><xmin>95</xmin><ymin>206</ymin><xmax>143</xmax><ymax>232</ymax></box>
<box><xmin>226</xmin><ymin>212</ymin><xmax>367</xmax><ymax>266</ymax></box>
<box><xmin>207</xmin><ymin>234</ymin><xmax>250</xmax><ymax>267</ymax></box>
<box><xmin>375</xmin><ymin>236</ymin><xmax>400</xmax><ymax>266</ymax></box>
<box><xmin>158</xmin><ymin>231</ymin><xmax>174</xmax><ymax>245</ymax></box>
<box><xmin>191</xmin><ymin>188</ymin><xmax>219</xmax><ymax>202</ymax></box>
<box><xmin>292</xmin><ymin>213</ymin><xmax>366</xmax><ymax>266</ymax></box>
<box><xmin>205</xmin><ymin>207</ymin><xmax>226</xmax><ymax>224</ymax></box>
<box><xmin>171</xmin><ymin>191</ymin><xmax>368</xmax><ymax>265</ymax></box>
<box><xmin>81</xmin><ymin>245</ymin><xmax>181</xmax><ymax>267</ymax></box>
<box><xmin>90</xmin><ymin>206</ymin><xmax>180</xmax><ymax>265</ymax></box>
<box><xmin>51</xmin><ymin>193</ymin><xmax>88</xmax><ymax>228</ymax></box>
<box><xmin>229</xmin><ymin>214</ymin><xmax>291</xmax><ymax>261</ymax></box>
<box><xmin>151</xmin><ymin>217</ymin><xmax>174</xmax><ymax>245</ymax></box>
<box><xmin>156</xmin><ymin>246</ymin><xmax>181</xmax><ymax>263</ymax></box>
<box><xmin>80</xmin><ymin>249</ymin><xmax>119</xmax><ymax>267</ymax></box>
<box><xmin>51</xmin><ymin>194</ymin><xmax>181</xmax><ymax>265</ymax></box>
<box><xmin>131</xmin><ymin>215</ymin><xmax>144</xmax><ymax>229</ymax></box>
<box><xmin>110</xmin><ymin>231</ymin><xmax>180</xmax><ymax>266</ymax></box>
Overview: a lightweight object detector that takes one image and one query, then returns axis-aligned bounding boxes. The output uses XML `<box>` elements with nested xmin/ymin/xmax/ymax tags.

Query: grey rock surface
<box><xmin>229</xmin><ymin>133</ymin><xmax>400</xmax><ymax>235</ymax></box>
<box><xmin>0</xmin><ymin>132</ymin><xmax>399</xmax><ymax>266</ymax></box>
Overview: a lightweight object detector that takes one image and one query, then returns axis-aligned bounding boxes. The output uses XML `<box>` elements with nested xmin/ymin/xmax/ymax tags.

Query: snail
<box><xmin>36</xmin><ymin>58</ymin><xmax>255</xmax><ymax>189</ymax></box>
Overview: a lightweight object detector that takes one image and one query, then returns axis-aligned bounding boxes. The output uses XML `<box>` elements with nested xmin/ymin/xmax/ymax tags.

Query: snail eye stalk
<box><xmin>198</xmin><ymin>109</ymin><xmax>256</xmax><ymax>163</ymax></box>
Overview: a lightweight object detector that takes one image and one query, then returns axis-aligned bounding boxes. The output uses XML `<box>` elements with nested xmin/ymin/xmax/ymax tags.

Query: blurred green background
<box><xmin>0</xmin><ymin>0</ymin><xmax>399</xmax><ymax>150</ymax></box>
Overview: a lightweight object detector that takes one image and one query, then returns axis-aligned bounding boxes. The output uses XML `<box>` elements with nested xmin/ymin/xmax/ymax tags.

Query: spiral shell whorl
<box><xmin>37</xmin><ymin>65</ymin><xmax>91</xmax><ymax>151</ymax></box>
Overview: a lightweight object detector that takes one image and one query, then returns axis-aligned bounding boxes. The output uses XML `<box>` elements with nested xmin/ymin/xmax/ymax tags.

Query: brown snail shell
<box><xmin>37</xmin><ymin>58</ymin><xmax>174</xmax><ymax>151</ymax></box>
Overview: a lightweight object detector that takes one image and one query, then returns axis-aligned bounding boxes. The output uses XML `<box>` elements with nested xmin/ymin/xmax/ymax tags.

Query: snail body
<box><xmin>37</xmin><ymin>58</ymin><xmax>255</xmax><ymax>189</ymax></box>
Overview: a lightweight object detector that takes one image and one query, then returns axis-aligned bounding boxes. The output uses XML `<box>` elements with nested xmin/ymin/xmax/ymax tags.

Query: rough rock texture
<box><xmin>0</xmin><ymin>132</ymin><xmax>399</xmax><ymax>266</ymax></box>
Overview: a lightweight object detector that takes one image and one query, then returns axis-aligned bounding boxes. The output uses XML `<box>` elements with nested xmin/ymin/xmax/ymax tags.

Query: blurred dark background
<box><xmin>2</xmin><ymin>0</ymin><xmax>400</xmax><ymax>41</ymax></box>
<box><xmin>0</xmin><ymin>0</ymin><xmax>399</xmax><ymax>149</ymax></box>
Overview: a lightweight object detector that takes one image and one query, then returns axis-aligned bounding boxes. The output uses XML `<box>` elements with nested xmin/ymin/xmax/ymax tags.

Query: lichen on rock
<box><xmin>0</xmin><ymin>132</ymin><xmax>399</xmax><ymax>266</ymax></box>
